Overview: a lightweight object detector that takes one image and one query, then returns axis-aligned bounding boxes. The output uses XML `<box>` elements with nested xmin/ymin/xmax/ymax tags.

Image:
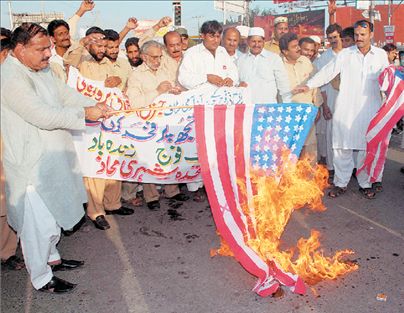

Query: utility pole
<box><xmin>388</xmin><ymin>0</ymin><xmax>392</xmax><ymax>26</ymax></box>
<box><xmin>8</xmin><ymin>1</ymin><xmax>13</xmax><ymax>30</ymax></box>
<box><xmin>223</xmin><ymin>1</ymin><xmax>227</xmax><ymax>25</ymax></box>
<box><xmin>369</xmin><ymin>0</ymin><xmax>375</xmax><ymax>25</ymax></box>
<box><xmin>192</xmin><ymin>15</ymin><xmax>203</xmax><ymax>34</ymax></box>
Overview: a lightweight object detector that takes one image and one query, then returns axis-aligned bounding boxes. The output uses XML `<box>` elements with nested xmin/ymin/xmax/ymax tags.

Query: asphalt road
<box><xmin>2</xmin><ymin>134</ymin><xmax>404</xmax><ymax>313</ymax></box>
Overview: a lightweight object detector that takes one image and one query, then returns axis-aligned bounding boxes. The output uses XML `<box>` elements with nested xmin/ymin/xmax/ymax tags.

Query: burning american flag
<box><xmin>194</xmin><ymin>100</ymin><xmax>357</xmax><ymax>297</ymax></box>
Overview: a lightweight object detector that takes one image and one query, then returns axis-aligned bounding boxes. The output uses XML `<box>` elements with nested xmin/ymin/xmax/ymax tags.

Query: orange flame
<box><xmin>213</xmin><ymin>150</ymin><xmax>358</xmax><ymax>285</ymax></box>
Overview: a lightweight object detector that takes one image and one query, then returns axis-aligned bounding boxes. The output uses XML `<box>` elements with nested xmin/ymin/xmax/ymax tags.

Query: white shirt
<box><xmin>313</xmin><ymin>48</ymin><xmax>339</xmax><ymax>111</ymax></box>
<box><xmin>228</xmin><ymin>50</ymin><xmax>241</xmax><ymax>63</ymax></box>
<box><xmin>307</xmin><ymin>45</ymin><xmax>389</xmax><ymax>150</ymax></box>
<box><xmin>178</xmin><ymin>43</ymin><xmax>239</xmax><ymax>90</ymax></box>
<box><xmin>237</xmin><ymin>49</ymin><xmax>291</xmax><ymax>104</ymax></box>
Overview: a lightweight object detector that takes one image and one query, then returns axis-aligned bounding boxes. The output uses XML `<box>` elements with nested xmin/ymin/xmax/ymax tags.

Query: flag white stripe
<box><xmin>204</xmin><ymin>106</ymin><xmax>269</xmax><ymax>275</ymax></box>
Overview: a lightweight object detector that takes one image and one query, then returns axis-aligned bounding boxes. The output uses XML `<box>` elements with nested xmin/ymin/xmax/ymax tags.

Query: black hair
<box><xmin>382</xmin><ymin>43</ymin><xmax>397</xmax><ymax>52</ymax></box>
<box><xmin>125</xmin><ymin>37</ymin><xmax>139</xmax><ymax>50</ymax></box>
<box><xmin>0</xmin><ymin>38</ymin><xmax>11</xmax><ymax>52</ymax></box>
<box><xmin>200</xmin><ymin>20</ymin><xmax>223</xmax><ymax>35</ymax></box>
<box><xmin>104</xmin><ymin>29</ymin><xmax>119</xmax><ymax>41</ymax></box>
<box><xmin>298</xmin><ymin>37</ymin><xmax>315</xmax><ymax>47</ymax></box>
<box><xmin>341</xmin><ymin>27</ymin><xmax>354</xmax><ymax>40</ymax></box>
<box><xmin>279</xmin><ymin>32</ymin><xmax>298</xmax><ymax>51</ymax></box>
<box><xmin>85</xmin><ymin>26</ymin><xmax>106</xmax><ymax>37</ymax></box>
<box><xmin>354</xmin><ymin>19</ymin><xmax>374</xmax><ymax>32</ymax></box>
<box><xmin>10</xmin><ymin>23</ymin><xmax>47</xmax><ymax>49</ymax></box>
<box><xmin>326</xmin><ymin>23</ymin><xmax>342</xmax><ymax>36</ymax></box>
<box><xmin>47</xmin><ymin>19</ymin><xmax>70</xmax><ymax>37</ymax></box>
<box><xmin>0</xmin><ymin>27</ymin><xmax>12</xmax><ymax>40</ymax></box>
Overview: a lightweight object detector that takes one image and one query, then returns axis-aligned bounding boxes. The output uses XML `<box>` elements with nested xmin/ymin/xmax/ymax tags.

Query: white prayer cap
<box><xmin>236</xmin><ymin>25</ymin><xmax>250</xmax><ymax>38</ymax></box>
<box><xmin>248</xmin><ymin>27</ymin><xmax>265</xmax><ymax>38</ymax></box>
<box><xmin>310</xmin><ymin>35</ymin><xmax>321</xmax><ymax>44</ymax></box>
<box><xmin>274</xmin><ymin>16</ymin><xmax>288</xmax><ymax>26</ymax></box>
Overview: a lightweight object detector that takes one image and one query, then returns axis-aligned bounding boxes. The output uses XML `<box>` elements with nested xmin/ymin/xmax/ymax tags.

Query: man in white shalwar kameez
<box><xmin>294</xmin><ymin>20</ymin><xmax>389</xmax><ymax>199</ymax></box>
<box><xmin>1</xmin><ymin>23</ymin><xmax>108</xmax><ymax>293</ymax></box>
<box><xmin>237</xmin><ymin>27</ymin><xmax>291</xmax><ymax>104</ymax></box>
<box><xmin>313</xmin><ymin>24</ymin><xmax>343</xmax><ymax>175</ymax></box>
<box><xmin>178</xmin><ymin>20</ymin><xmax>239</xmax><ymax>200</ymax></box>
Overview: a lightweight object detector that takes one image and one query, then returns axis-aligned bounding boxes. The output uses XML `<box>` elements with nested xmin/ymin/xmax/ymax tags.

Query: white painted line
<box><xmin>338</xmin><ymin>205</ymin><xmax>404</xmax><ymax>241</ymax></box>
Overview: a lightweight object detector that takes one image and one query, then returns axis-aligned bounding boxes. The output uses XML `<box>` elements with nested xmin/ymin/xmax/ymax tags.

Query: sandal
<box><xmin>372</xmin><ymin>182</ymin><xmax>383</xmax><ymax>193</ymax></box>
<box><xmin>1</xmin><ymin>255</ymin><xmax>25</xmax><ymax>270</ymax></box>
<box><xmin>359</xmin><ymin>187</ymin><xmax>376</xmax><ymax>200</ymax></box>
<box><xmin>130</xmin><ymin>197</ymin><xmax>143</xmax><ymax>207</ymax></box>
<box><xmin>328</xmin><ymin>186</ymin><xmax>347</xmax><ymax>198</ymax></box>
<box><xmin>193</xmin><ymin>189</ymin><xmax>206</xmax><ymax>203</ymax></box>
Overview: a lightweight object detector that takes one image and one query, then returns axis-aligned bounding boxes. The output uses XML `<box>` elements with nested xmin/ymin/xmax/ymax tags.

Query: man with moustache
<box><xmin>237</xmin><ymin>27</ymin><xmax>291</xmax><ymax>104</ymax></box>
<box><xmin>293</xmin><ymin>20</ymin><xmax>389</xmax><ymax>199</ymax></box>
<box><xmin>125</xmin><ymin>37</ymin><xmax>142</xmax><ymax>68</ymax></box>
<box><xmin>280</xmin><ymin>33</ymin><xmax>322</xmax><ymax>161</ymax></box>
<box><xmin>298</xmin><ymin>37</ymin><xmax>317</xmax><ymax>62</ymax></box>
<box><xmin>265</xmin><ymin>16</ymin><xmax>289</xmax><ymax>55</ymax></box>
<box><xmin>64</xmin><ymin>27</ymin><xmax>134</xmax><ymax>230</ymax></box>
<box><xmin>236</xmin><ymin>25</ymin><xmax>250</xmax><ymax>54</ymax></box>
<box><xmin>162</xmin><ymin>30</ymin><xmax>184</xmax><ymax>73</ymax></box>
<box><xmin>313</xmin><ymin>23</ymin><xmax>343</xmax><ymax>179</ymax></box>
<box><xmin>222</xmin><ymin>27</ymin><xmax>241</xmax><ymax>62</ymax></box>
<box><xmin>103</xmin><ymin>29</ymin><xmax>132</xmax><ymax>90</ymax></box>
<box><xmin>127</xmin><ymin>40</ymin><xmax>188</xmax><ymax>210</ymax></box>
<box><xmin>310</xmin><ymin>35</ymin><xmax>322</xmax><ymax>60</ymax></box>
<box><xmin>1</xmin><ymin>23</ymin><xmax>108</xmax><ymax>293</ymax></box>
<box><xmin>47</xmin><ymin>0</ymin><xmax>95</xmax><ymax>81</ymax></box>
<box><xmin>330</xmin><ymin>27</ymin><xmax>356</xmax><ymax>92</ymax></box>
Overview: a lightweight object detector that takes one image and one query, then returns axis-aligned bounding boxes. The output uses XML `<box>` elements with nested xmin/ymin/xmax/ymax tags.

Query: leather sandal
<box><xmin>1</xmin><ymin>255</ymin><xmax>25</xmax><ymax>270</ymax></box>
<box><xmin>328</xmin><ymin>186</ymin><xmax>347</xmax><ymax>198</ymax></box>
<box><xmin>359</xmin><ymin>187</ymin><xmax>376</xmax><ymax>200</ymax></box>
<box><xmin>372</xmin><ymin>182</ymin><xmax>383</xmax><ymax>193</ymax></box>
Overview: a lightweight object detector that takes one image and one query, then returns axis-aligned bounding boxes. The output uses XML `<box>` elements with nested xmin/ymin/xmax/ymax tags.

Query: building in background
<box><xmin>254</xmin><ymin>10</ymin><xmax>325</xmax><ymax>42</ymax></box>
<box><xmin>11</xmin><ymin>12</ymin><xmax>64</xmax><ymax>30</ymax></box>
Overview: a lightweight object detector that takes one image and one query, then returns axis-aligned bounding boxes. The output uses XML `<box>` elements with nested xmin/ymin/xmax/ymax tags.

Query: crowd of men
<box><xmin>1</xmin><ymin>0</ymin><xmax>403</xmax><ymax>295</ymax></box>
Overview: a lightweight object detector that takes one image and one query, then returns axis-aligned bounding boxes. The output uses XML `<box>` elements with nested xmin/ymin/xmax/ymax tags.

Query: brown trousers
<box><xmin>143</xmin><ymin>184</ymin><xmax>179</xmax><ymax>203</ymax></box>
<box><xmin>84</xmin><ymin>177</ymin><xmax>122</xmax><ymax>220</ymax></box>
<box><xmin>1</xmin><ymin>144</ymin><xmax>18</xmax><ymax>260</ymax></box>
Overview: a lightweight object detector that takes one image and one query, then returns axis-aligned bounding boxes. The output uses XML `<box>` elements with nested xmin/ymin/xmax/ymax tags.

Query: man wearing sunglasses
<box><xmin>293</xmin><ymin>20</ymin><xmax>389</xmax><ymax>200</ymax></box>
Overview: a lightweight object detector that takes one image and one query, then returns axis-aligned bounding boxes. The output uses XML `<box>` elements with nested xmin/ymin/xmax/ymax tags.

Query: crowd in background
<box><xmin>1</xmin><ymin>0</ymin><xmax>403</xmax><ymax>294</ymax></box>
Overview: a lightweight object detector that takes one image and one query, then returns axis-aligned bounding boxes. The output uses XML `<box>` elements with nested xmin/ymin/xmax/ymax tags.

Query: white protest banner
<box><xmin>67</xmin><ymin>67</ymin><xmax>248</xmax><ymax>183</ymax></box>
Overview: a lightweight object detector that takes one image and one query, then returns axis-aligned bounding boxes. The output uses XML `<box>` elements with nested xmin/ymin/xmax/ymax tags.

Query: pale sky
<box><xmin>1</xmin><ymin>0</ymin><xmax>391</xmax><ymax>36</ymax></box>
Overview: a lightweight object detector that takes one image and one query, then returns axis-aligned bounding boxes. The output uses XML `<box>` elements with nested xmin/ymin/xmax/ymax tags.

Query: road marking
<box><xmin>338</xmin><ymin>205</ymin><xmax>404</xmax><ymax>241</ymax></box>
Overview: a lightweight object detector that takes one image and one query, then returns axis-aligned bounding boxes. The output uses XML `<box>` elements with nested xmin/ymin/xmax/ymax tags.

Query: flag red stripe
<box><xmin>234</xmin><ymin>105</ymin><xmax>257</xmax><ymax>238</ymax></box>
<box><xmin>213</xmin><ymin>106</ymin><xmax>247</xmax><ymax>235</ymax></box>
<box><xmin>367</xmin><ymin>81</ymin><xmax>404</xmax><ymax>133</ymax></box>
<box><xmin>194</xmin><ymin>105</ymin><xmax>268</xmax><ymax>279</ymax></box>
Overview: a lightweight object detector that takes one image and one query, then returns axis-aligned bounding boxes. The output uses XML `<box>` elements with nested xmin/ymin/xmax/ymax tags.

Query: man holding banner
<box><xmin>64</xmin><ymin>26</ymin><xmax>134</xmax><ymax>230</ymax></box>
<box><xmin>237</xmin><ymin>27</ymin><xmax>291</xmax><ymax>104</ymax></box>
<box><xmin>1</xmin><ymin>23</ymin><xmax>108</xmax><ymax>293</ymax></box>
<box><xmin>127</xmin><ymin>40</ymin><xmax>188</xmax><ymax>210</ymax></box>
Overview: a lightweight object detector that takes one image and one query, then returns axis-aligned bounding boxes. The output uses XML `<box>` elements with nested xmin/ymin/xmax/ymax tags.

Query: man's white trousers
<box><xmin>20</xmin><ymin>185</ymin><xmax>61</xmax><ymax>290</ymax></box>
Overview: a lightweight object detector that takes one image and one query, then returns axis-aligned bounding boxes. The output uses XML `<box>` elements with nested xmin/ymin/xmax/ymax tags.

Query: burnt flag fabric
<box><xmin>194</xmin><ymin>101</ymin><xmax>318</xmax><ymax>297</ymax></box>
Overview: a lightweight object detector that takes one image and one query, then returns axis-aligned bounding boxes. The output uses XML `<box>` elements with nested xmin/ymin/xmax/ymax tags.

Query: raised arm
<box><xmin>68</xmin><ymin>0</ymin><xmax>95</xmax><ymax>40</ymax></box>
<box><xmin>119</xmin><ymin>17</ymin><xmax>139</xmax><ymax>44</ymax></box>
